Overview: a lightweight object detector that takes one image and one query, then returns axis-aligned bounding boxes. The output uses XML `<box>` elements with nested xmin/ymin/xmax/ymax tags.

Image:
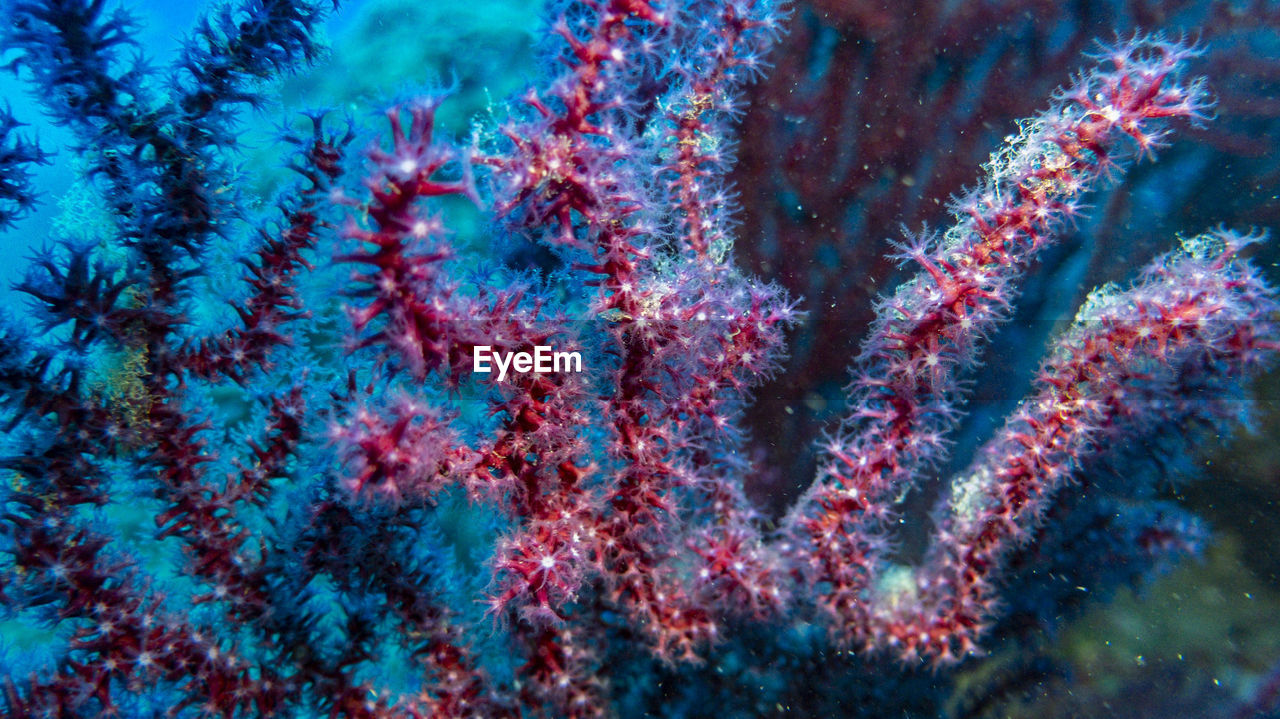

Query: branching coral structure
<box><xmin>0</xmin><ymin>0</ymin><xmax>1277</xmax><ymax>717</ymax></box>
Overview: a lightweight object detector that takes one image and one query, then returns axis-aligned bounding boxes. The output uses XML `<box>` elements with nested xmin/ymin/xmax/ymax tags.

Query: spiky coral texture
<box><xmin>0</xmin><ymin>0</ymin><xmax>1276</xmax><ymax>717</ymax></box>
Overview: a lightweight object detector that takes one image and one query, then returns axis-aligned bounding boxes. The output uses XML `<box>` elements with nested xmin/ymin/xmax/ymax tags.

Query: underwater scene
<box><xmin>1</xmin><ymin>0</ymin><xmax>1279</xmax><ymax>716</ymax></box>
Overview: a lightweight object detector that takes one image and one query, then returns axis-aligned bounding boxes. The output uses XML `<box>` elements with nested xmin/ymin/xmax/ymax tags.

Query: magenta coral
<box><xmin>0</xmin><ymin>0</ymin><xmax>1277</xmax><ymax>717</ymax></box>
<box><xmin>784</xmin><ymin>36</ymin><xmax>1225</xmax><ymax>663</ymax></box>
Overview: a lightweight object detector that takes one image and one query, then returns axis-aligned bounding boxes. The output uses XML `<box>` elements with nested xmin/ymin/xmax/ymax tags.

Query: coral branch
<box><xmin>1</xmin><ymin>2</ymin><xmax>1276</xmax><ymax>717</ymax></box>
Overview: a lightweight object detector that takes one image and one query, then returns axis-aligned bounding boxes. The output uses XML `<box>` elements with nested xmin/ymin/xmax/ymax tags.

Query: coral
<box><xmin>730</xmin><ymin>0</ymin><xmax>1280</xmax><ymax>500</ymax></box>
<box><xmin>0</xmin><ymin>105</ymin><xmax>48</xmax><ymax>229</ymax></box>
<box><xmin>0</xmin><ymin>0</ymin><xmax>1277</xmax><ymax>717</ymax></box>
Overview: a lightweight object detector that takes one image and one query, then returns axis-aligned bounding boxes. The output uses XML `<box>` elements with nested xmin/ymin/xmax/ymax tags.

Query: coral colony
<box><xmin>0</xmin><ymin>0</ymin><xmax>1277</xmax><ymax>717</ymax></box>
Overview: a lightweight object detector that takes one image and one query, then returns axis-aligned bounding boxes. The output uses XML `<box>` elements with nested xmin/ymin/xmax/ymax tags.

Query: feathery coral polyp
<box><xmin>0</xmin><ymin>0</ymin><xmax>1277</xmax><ymax>717</ymax></box>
